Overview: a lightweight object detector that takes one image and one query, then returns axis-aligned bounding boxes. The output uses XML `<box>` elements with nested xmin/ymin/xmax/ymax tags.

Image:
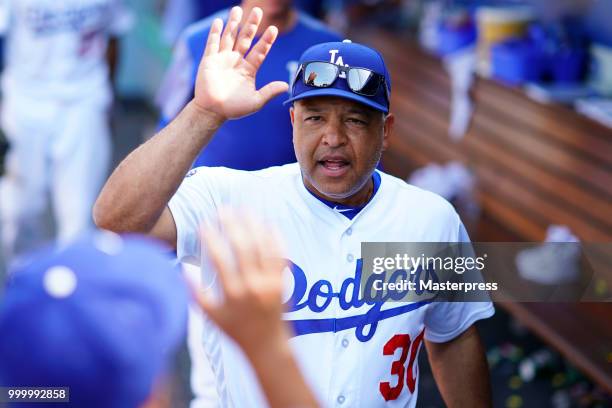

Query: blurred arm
<box><xmin>193</xmin><ymin>211</ymin><xmax>319</xmax><ymax>408</ymax></box>
<box><xmin>425</xmin><ymin>325</ymin><xmax>492</xmax><ymax>408</ymax></box>
<box><xmin>248</xmin><ymin>338</ymin><xmax>319</xmax><ymax>408</ymax></box>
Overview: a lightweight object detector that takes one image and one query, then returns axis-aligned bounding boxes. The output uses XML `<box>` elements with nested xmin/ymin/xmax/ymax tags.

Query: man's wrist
<box><xmin>186</xmin><ymin>100</ymin><xmax>227</xmax><ymax>131</ymax></box>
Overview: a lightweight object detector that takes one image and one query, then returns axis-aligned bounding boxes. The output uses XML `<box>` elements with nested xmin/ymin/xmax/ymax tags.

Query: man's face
<box><xmin>291</xmin><ymin>96</ymin><xmax>393</xmax><ymax>202</ymax></box>
<box><xmin>241</xmin><ymin>0</ymin><xmax>292</xmax><ymax>17</ymax></box>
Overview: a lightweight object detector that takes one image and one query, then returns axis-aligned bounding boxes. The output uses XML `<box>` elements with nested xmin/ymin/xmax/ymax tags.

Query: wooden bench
<box><xmin>352</xmin><ymin>29</ymin><xmax>612</xmax><ymax>392</ymax></box>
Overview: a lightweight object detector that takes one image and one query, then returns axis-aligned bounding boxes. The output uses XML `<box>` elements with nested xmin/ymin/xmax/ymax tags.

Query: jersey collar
<box><xmin>303</xmin><ymin>171</ymin><xmax>382</xmax><ymax>220</ymax></box>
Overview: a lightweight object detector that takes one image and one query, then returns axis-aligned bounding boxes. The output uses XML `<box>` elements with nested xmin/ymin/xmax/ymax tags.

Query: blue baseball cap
<box><xmin>284</xmin><ymin>39</ymin><xmax>391</xmax><ymax>113</ymax></box>
<box><xmin>0</xmin><ymin>232</ymin><xmax>188</xmax><ymax>408</ymax></box>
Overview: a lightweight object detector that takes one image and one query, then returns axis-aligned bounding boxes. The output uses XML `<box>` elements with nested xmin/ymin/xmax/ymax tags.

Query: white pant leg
<box><xmin>183</xmin><ymin>262</ymin><xmax>221</xmax><ymax>408</ymax></box>
<box><xmin>0</xmin><ymin>95</ymin><xmax>54</xmax><ymax>261</ymax></box>
<box><xmin>50</xmin><ymin>97</ymin><xmax>111</xmax><ymax>244</ymax></box>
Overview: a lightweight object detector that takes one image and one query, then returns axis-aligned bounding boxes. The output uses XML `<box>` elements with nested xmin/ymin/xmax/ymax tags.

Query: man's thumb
<box><xmin>258</xmin><ymin>81</ymin><xmax>289</xmax><ymax>106</ymax></box>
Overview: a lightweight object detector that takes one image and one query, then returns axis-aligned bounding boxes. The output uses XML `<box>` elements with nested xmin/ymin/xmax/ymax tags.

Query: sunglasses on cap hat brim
<box><xmin>291</xmin><ymin>61</ymin><xmax>390</xmax><ymax>107</ymax></box>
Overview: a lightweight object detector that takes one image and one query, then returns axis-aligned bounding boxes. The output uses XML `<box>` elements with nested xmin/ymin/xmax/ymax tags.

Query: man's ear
<box><xmin>382</xmin><ymin>113</ymin><xmax>394</xmax><ymax>151</ymax></box>
<box><xmin>290</xmin><ymin>106</ymin><xmax>295</xmax><ymax>126</ymax></box>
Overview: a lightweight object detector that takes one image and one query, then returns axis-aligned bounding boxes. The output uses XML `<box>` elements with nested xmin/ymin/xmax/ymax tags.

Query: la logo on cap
<box><xmin>328</xmin><ymin>39</ymin><xmax>353</xmax><ymax>78</ymax></box>
<box><xmin>329</xmin><ymin>54</ymin><xmax>348</xmax><ymax>78</ymax></box>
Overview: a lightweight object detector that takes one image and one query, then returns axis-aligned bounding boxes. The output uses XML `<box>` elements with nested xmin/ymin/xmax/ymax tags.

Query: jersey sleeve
<box><xmin>156</xmin><ymin>37</ymin><xmax>194</xmax><ymax>128</ymax></box>
<box><xmin>167</xmin><ymin>167</ymin><xmax>236</xmax><ymax>265</ymax></box>
<box><xmin>423</xmin><ymin>222</ymin><xmax>495</xmax><ymax>343</ymax></box>
<box><xmin>108</xmin><ymin>0</ymin><xmax>135</xmax><ymax>36</ymax></box>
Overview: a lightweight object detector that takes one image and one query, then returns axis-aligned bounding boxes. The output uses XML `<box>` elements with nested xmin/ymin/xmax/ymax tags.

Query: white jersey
<box><xmin>0</xmin><ymin>0</ymin><xmax>133</xmax><ymax>99</ymax></box>
<box><xmin>169</xmin><ymin>163</ymin><xmax>494</xmax><ymax>408</ymax></box>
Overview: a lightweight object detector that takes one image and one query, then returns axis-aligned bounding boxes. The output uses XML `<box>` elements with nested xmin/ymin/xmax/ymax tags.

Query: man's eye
<box><xmin>305</xmin><ymin>116</ymin><xmax>322</xmax><ymax>122</ymax></box>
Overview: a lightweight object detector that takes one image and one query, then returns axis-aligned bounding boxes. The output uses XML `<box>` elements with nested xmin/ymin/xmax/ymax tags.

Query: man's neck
<box><xmin>305</xmin><ymin>177</ymin><xmax>375</xmax><ymax>208</ymax></box>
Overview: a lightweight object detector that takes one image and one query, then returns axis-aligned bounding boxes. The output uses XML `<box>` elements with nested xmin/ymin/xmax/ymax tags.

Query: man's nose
<box><xmin>321</xmin><ymin>118</ymin><xmax>347</xmax><ymax>147</ymax></box>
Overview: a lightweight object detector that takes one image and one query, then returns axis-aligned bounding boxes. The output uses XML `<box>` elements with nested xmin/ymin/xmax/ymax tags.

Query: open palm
<box><xmin>193</xmin><ymin>7</ymin><xmax>289</xmax><ymax>120</ymax></box>
<box><xmin>193</xmin><ymin>208</ymin><xmax>288</xmax><ymax>353</ymax></box>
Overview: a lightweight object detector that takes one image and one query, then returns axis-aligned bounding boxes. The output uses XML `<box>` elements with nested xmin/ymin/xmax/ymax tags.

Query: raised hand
<box><xmin>192</xmin><ymin>209</ymin><xmax>289</xmax><ymax>354</ymax></box>
<box><xmin>193</xmin><ymin>7</ymin><xmax>289</xmax><ymax>121</ymax></box>
<box><xmin>191</xmin><ymin>211</ymin><xmax>320</xmax><ymax>408</ymax></box>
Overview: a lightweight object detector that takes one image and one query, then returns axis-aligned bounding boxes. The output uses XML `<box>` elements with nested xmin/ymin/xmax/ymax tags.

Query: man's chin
<box><xmin>311</xmin><ymin>181</ymin><xmax>354</xmax><ymax>201</ymax></box>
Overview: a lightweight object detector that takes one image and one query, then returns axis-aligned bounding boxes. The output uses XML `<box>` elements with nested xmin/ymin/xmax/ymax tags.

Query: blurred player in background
<box><xmin>0</xmin><ymin>221</ymin><xmax>318</xmax><ymax>408</ymax></box>
<box><xmin>293</xmin><ymin>0</ymin><xmax>327</xmax><ymax>18</ymax></box>
<box><xmin>0</xmin><ymin>0</ymin><xmax>133</xmax><ymax>265</ymax></box>
<box><xmin>157</xmin><ymin>0</ymin><xmax>341</xmax><ymax>170</ymax></box>
<box><xmin>162</xmin><ymin>0</ymin><xmax>238</xmax><ymax>45</ymax></box>
<box><xmin>162</xmin><ymin>0</ymin><xmax>329</xmax><ymax>47</ymax></box>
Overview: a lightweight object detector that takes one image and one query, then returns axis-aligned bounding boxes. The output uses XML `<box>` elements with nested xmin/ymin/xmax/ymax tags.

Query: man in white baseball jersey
<box><xmin>95</xmin><ymin>6</ymin><xmax>494</xmax><ymax>407</ymax></box>
<box><xmin>0</xmin><ymin>0</ymin><xmax>132</xmax><ymax>262</ymax></box>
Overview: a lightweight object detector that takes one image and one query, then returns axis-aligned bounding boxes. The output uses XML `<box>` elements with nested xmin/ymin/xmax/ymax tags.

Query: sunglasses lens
<box><xmin>348</xmin><ymin>68</ymin><xmax>381</xmax><ymax>96</ymax></box>
<box><xmin>304</xmin><ymin>62</ymin><xmax>338</xmax><ymax>88</ymax></box>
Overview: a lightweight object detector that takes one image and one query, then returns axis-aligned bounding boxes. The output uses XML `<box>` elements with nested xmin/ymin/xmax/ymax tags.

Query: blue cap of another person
<box><xmin>0</xmin><ymin>232</ymin><xmax>189</xmax><ymax>408</ymax></box>
<box><xmin>285</xmin><ymin>40</ymin><xmax>391</xmax><ymax>113</ymax></box>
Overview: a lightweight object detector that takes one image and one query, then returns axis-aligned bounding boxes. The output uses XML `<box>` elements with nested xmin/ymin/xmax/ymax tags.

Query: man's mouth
<box><xmin>320</xmin><ymin>159</ymin><xmax>349</xmax><ymax>169</ymax></box>
<box><xmin>317</xmin><ymin>157</ymin><xmax>350</xmax><ymax>177</ymax></box>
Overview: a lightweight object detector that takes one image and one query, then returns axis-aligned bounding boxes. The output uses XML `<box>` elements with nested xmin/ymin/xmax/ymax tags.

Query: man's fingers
<box><xmin>189</xmin><ymin>281</ymin><xmax>222</xmax><ymax>324</ymax></box>
<box><xmin>219</xmin><ymin>6</ymin><xmax>243</xmax><ymax>52</ymax></box>
<box><xmin>201</xmin><ymin>225</ymin><xmax>236</xmax><ymax>295</ymax></box>
<box><xmin>245</xmin><ymin>25</ymin><xmax>278</xmax><ymax>72</ymax></box>
<box><xmin>257</xmin><ymin>225</ymin><xmax>286</xmax><ymax>294</ymax></box>
<box><xmin>234</xmin><ymin>7</ymin><xmax>262</xmax><ymax>56</ymax></box>
<box><xmin>219</xmin><ymin>210</ymin><xmax>258</xmax><ymax>281</ymax></box>
<box><xmin>242</xmin><ymin>211</ymin><xmax>269</xmax><ymax>273</ymax></box>
<box><xmin>260</xmin><ymin>227</ymin><xmax>287</xmax><ymax>279</ymax></box>
<box><xmin>203</xmin><ymin>18</ymin><xmax>223</xmax><ymax>57</ymax></box>
<box><xmin>203</xmin><ymin>209</ymin><xmax>286</xmax><ymax>303</ymax></box>
<box><xmin>257</xmin><ymin>81</ymin><xmax>290</xmax><ymax>106</ymax></box>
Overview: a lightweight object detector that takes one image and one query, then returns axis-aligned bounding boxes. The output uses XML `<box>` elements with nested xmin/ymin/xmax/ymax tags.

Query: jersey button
<box><xmin>337</xmin><ymin>395</ymin><xmax>346</xmax><ymax>404</ymax></box>
<box><xmin>346</xmin><ymin>254</ymin><xmax>354</xmax><ymax>263</ymax></box>
<box><xmin>342</xmin><ymin>338</ymin><xmax>349</xmax><ymax>348</ymax></box>
<box><xmin>346</xmin><ymin>228</ymin><xmax>353</xmax><ymax>236</ymax></box>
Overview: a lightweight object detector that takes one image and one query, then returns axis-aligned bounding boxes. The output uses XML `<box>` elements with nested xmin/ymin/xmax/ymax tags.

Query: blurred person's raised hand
<box><xmin>191</xmin><ymin>210</ymin><xmax>319</xmax><ymax>408</ymax></box>
<box><xmin>193</xmin><ymin>7</ymin><xmax>289</xmax><ymax>121</ymax></box>
<box><xmin>193</xmin><ymin>209</ymin><xmax>288</xmax><ymax>353</ymax></box>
